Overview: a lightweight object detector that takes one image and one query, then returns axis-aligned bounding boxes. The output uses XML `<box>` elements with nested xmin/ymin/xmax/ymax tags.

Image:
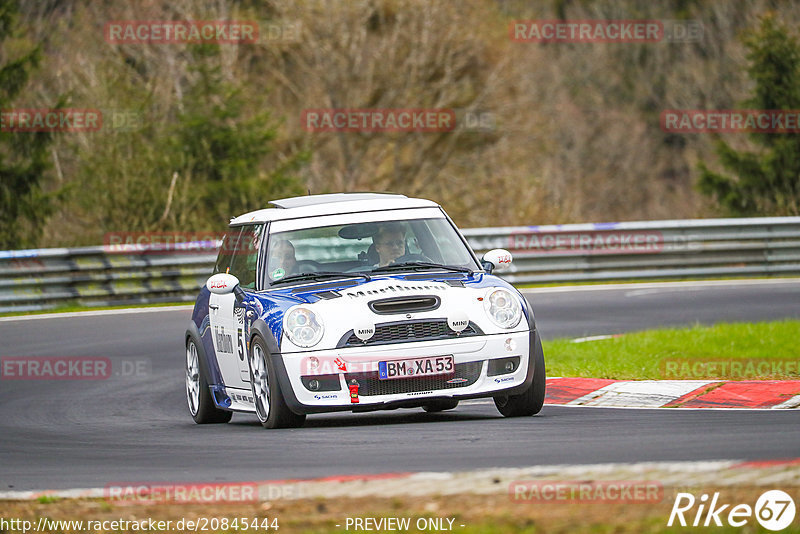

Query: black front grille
<box><xmin>369</xmin><ymin>296</ymin><xmax>440</xmax><ymax>315</ymax></box>
<box><xmin>339</xmin><ymin>319</ymin><xmax>481</xmax><ymax>347</ymax></box>
<box><xmin>345</xmin><ymin>361</ymin><xmax>483</xmax><ymax>396</ymax></box>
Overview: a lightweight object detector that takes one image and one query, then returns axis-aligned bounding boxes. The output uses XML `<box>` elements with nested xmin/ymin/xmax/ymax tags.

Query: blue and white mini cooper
<box><xmin>185</xmin><ymin>193</ymin><xmax>545</xmax><ymax>428</ymax></box>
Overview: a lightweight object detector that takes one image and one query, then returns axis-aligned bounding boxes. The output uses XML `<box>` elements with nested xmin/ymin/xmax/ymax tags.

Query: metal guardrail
<box><xmin>1</xmin><ymin>217</ymin><xmax>799</xmax><ymax>313</ymax></box>
<box><xmin>463</xmin><ymin>216</ymin><xmax>800</xmax><ymax>284</ymax></box>
<box><xmin>0</xmin><ymin>246</ymin><xmax>215</xmax><ymax>314</ymax></box>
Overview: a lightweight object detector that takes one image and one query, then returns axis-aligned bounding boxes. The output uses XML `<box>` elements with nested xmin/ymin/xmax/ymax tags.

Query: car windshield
<box><xmin>265</xmin><ymin>217</ymin><xmax>479</xmax><ymax>284</ymax></box>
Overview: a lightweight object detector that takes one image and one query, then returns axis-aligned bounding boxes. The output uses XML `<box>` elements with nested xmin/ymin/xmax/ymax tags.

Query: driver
<box><xmin>268</xmin><ymin>239</ymin><xmax>297</xmax><ymax>280</ymax></box>
<box><xmin>372</xmin><ymin>223</ymin><xmax>406</xmax><ymax>267</ymax></box>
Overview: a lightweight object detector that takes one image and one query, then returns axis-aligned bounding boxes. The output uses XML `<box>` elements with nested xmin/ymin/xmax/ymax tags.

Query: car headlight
<box><xmin>483</xmin><ymin>288</ymin><xmax>522</xmax><ymax>329</ymax></box>
<box><xmin>284</xmin><ymin>306</ymin><xmax>324</xmax><ymax>347</ymax></box>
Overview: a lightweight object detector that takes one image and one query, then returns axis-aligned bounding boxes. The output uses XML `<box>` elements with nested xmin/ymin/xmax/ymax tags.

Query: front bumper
<box><xmin>272</xmin><ymin>328</ymin><xmax>539</xmax><ymax>414</ymax></box>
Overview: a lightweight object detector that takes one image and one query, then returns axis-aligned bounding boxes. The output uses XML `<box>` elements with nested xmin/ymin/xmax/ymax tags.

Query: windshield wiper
<box><xmin>271</xmin><ymin>271</ymin><xmax>371</xmax><ymax>286</ymax></box>
<box><xmin>371</xmin><ymin>262</ymin><xmax>473</xmax><ymax>274</ymax></box>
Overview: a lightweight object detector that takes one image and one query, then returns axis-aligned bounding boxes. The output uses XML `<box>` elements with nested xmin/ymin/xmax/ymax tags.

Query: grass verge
<box><xmin>542</xmin><ymin>320</ymin><xmax>800</xmax><ymax>381</ymax></box>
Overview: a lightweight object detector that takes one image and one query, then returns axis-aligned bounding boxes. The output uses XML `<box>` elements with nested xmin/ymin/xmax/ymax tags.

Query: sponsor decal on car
<box><xmin>230</xmin><ymin>393</ymin><xmax>254</xmax><ymax>404</ymax></box>
<box><xmin>446</xmin><ymin>377</ymin><xmax>469</xmax><ymax>384</ymax></box>
<box><xmin>214</xmin><ymin>325</ymin><xmax>234</xmax><ymax>354</ymax></box>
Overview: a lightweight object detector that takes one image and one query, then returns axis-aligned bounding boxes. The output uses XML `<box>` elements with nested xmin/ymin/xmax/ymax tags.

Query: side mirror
<box><xmin>481</xmin><ymin>249</ymin><xmax>513</xmax><ymax>273</ymax></box>
<box><xmin>206</xmin><ymin>273</ymin><xmax>246</xmax><ymax>303</ymax></box>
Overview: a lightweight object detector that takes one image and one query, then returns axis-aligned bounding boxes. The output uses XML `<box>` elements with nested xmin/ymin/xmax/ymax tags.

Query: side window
<box><xmin>213</xmin><ymin>228</ymin><xmax>241</xmax><ymax>275</ymax></box>
<box><xmin>228</xmin><ymin>224</ymin><xmax>264</xmax><ymax>290</ymax></box>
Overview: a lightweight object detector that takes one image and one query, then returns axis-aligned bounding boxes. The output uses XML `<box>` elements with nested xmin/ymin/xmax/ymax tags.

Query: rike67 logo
<box><xmin>668</xmin><ymin>490</ymin><xmax>796</xmax><ymax>531</ymax></box>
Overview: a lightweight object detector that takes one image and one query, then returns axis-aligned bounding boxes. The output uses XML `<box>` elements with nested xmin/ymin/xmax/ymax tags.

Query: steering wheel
<box><xmin>391</xmin><ymin>253</ymin><xmax>432</xmax><ymax>264</ymax></box>
<box><xmin>294</xmin><ymin>260</ymin><xmax>322</xmax><ymax>273</ymax></box>
<box><xmin>344</xmin><ymin>261</ymin><xmax>373</xmax><ymax>273</ymax></box>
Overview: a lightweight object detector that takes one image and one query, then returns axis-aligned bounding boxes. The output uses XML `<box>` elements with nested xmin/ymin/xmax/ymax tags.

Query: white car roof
<box><xmin>229</xmin><ymin>193</ymin><xmax>440</xmax><ymax>225</ymax></box>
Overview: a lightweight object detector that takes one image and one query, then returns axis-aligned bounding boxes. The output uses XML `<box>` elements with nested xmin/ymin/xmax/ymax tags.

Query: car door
<box><xmin>208</xmin><ymin>289</ymin><xmax>241</xmax><ymax>384</ymax></box>
<box><xmin>209</xmin><ymin>227</ymin><xmax>248</xmax><ymax>387</ymax></box>
<box><xmin>209</xmin><ymin>224</ymin><xmax>265</xmax><ymax>385</ymax></box>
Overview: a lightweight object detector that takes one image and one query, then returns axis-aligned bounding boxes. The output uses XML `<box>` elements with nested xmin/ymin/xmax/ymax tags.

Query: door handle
<box><xmin>209</xmin><ymin>304</ymin><xmax>219</xmax><ymax>310</ymax></box>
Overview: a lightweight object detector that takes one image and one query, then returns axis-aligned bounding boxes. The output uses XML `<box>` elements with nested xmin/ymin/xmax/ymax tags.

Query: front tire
<box><xmin>494</xmin><ymin>331</ymin><xmax>546</xmax><ymax>417</ymax></box>
<box><xmin>248</xmin><ymin>336</ymin><xmax>306</xmax><ymax>429</ymax></box>
<box><xmin>186</xmin><ymin>338</ymin><xmax>232</xmax><ymax>424</ymax></box>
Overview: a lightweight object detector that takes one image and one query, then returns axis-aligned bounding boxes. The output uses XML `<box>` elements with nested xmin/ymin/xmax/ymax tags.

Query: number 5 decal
<box><xmin>237</xmin><ymin>328</ymin><xmax>245</xmax><ymax>361</ymax></box>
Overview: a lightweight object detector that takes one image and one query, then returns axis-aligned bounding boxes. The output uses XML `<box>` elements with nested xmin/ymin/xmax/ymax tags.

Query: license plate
<box><xmin>378</xmin><ymin>355</ymin><xmax>454</xmax><ymax>380</ymax></box>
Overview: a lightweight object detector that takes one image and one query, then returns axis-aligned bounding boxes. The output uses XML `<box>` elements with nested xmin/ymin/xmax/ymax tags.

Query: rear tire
<box><xmin>422</xmin><ymin>400</ymin><xmax>459</xmax><ymax>412</ymax></box>
<box><xmin>249</xmin><ymin>336</ymin><xmax>306</xmax><ymax>429</ymax></box>
<box><xmin>186</xmin><ymin>338</ymin><xmax>232</xmax><ymax>424</ymax></box>
<box><xmin>494</xmin><ymin>331</ymin><xmax>546</xmax><ymax>417</ymax></box>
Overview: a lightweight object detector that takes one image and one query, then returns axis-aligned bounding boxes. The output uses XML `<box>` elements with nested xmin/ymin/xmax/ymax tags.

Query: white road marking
<box><xmin>771</xmin><ymin>394</ymin><xmax>800</xmax><ymax>410</ymax></box>
<box><xmin>521</xmin><ymin>278</ymin><xmax>800</xmax><ymax>295</ymax></box>
<box><xmin>570</xmin><ymin>334</ymin><xmax>621</xmax><ymax>343</ymax></box>
<box><xmin>567</xmin><ymin>380</ymin><xmax>718</xmax><ymax>408</ymax></box>
<box><xmin>0</xmin><ymin>305</ymin><xmax>193</xmax><ymax>322</ymax></box>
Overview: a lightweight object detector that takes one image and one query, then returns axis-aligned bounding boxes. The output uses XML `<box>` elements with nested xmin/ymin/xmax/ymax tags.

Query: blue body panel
<box><xmin>189</xmin><ymin>287</ymin><xmax>225</xmax><ymax>386</ymax></box>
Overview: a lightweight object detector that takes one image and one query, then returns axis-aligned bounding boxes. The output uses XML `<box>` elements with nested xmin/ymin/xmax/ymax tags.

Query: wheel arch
<box><xmin>248</xmin><ymin>318</ymin><xmax>280</xmax><ymax>354</ymax></box>
<box><xmin>185</xmin><ymin>320</ymin><xmax>225</xmax><ymax>388</ymax></box>
<box><xmin>249</xmin><ymin>318</ymin><xmax>308</xmax><ymax>415</ymax></box>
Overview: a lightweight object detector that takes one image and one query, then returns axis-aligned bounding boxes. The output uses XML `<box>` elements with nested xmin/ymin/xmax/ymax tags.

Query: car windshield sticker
<box><xmin>272</xmin><ymin>268</ymin><xmax>285</xmax><ymax>280</ymax></box>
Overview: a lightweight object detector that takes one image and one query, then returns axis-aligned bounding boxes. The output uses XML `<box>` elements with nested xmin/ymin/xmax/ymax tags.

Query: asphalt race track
<box><xmin>1</xmin><ymin>280</ymin><xmax>799</xmax><ymax>491</ymax></box>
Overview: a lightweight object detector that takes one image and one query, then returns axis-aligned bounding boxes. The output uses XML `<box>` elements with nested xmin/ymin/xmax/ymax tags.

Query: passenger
<box><xmin>268</xmin><ymin>239</ymin><xmax>297</xmax><ymax>280</ymax></box>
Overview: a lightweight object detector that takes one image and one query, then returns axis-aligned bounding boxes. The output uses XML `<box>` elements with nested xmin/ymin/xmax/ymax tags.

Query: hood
<box><xmin>276</xmin><ymin>274</ymin><xmax>527</xmax><ymax>353</ymax></box>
